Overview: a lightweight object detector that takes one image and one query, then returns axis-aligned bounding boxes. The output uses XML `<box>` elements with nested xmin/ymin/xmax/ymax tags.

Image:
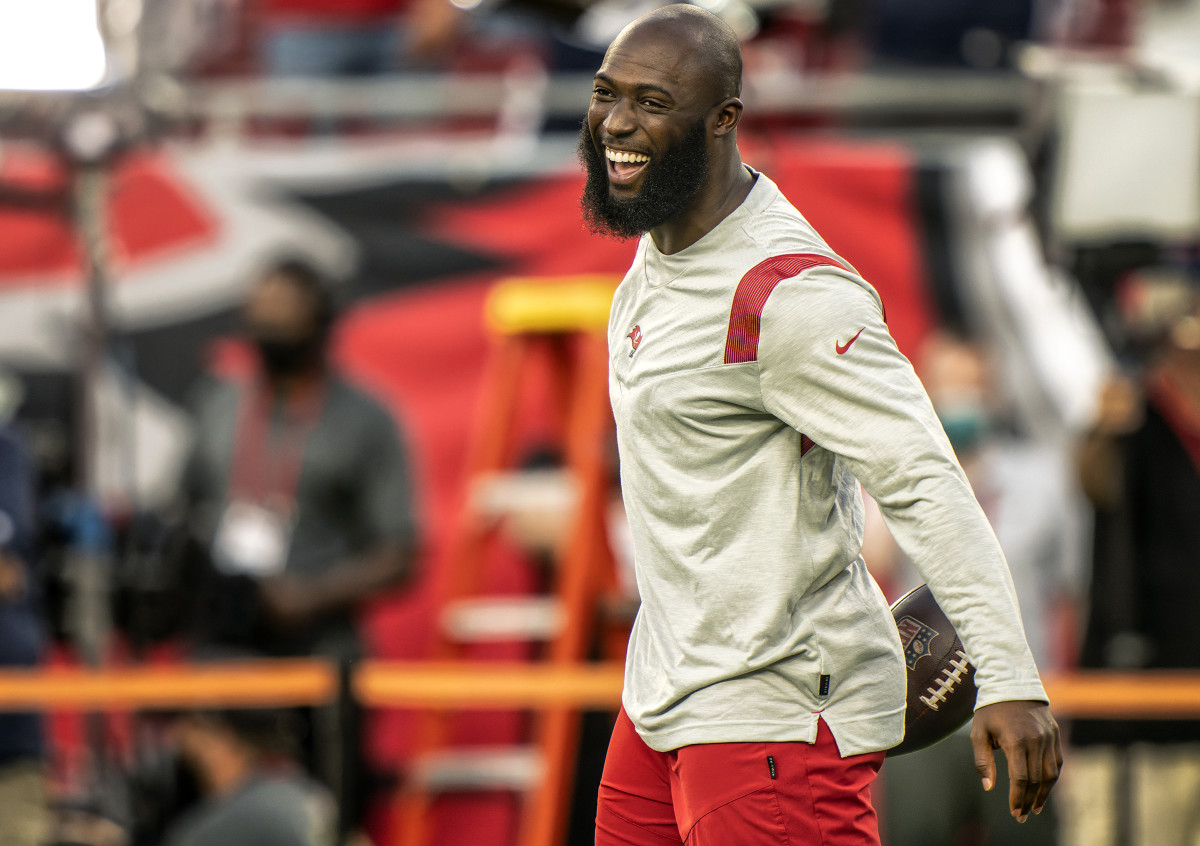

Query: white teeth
<box><xmin>606</xmin><ymin>148</ymin><xmax>650</xmax><ymax>164</ymax></box>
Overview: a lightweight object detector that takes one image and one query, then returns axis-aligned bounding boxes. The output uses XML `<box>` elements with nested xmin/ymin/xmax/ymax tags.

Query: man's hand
<box><xmin>0</xmin><ymin>552</ymin><xmax>25</xmax><ymax>602</ymax></box>
<box><xmin>258</xmin><ymin>543</ymin><xmax>412</xmax><ymax>631</ymax></box>
<box><xmin>258</xmin><ymin>574</ymin><xmax>319</xmax><ymax>631</ymax></box>
<box><xmin>971</xmin><ymin>700</ymin><xmax>1063</xmax><ymax>823</ymax></box>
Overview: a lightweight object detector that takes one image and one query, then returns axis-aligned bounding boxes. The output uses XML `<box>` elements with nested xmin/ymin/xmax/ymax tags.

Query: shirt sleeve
<box><xmin>358</xmin><ymin>403</ymin><xmax>420</xmax><ymax>551</ymax></box>
<box><xmin>756</xmin><ymin>266</ymin><xmax>1048</xmax><ymax>709</ymax></box>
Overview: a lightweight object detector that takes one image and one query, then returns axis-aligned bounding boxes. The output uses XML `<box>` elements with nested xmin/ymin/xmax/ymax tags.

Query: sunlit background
<box><xmin>0</xmin><ymin>1</ymin><xmax>108</xmax><ymax>91</ymax></box>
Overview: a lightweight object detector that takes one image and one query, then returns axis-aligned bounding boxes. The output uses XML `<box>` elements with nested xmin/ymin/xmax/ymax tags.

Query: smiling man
<box><xmin>581</xmin><ymin>6</ymin><xmax>1062</xmax><ymax>845</ymax></box>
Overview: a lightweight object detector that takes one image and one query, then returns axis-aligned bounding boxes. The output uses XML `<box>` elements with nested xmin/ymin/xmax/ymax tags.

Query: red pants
<box><xmin>596</xmin><ymin>710</ymin><xmax>884</xmax><ymax>845</ymax></box>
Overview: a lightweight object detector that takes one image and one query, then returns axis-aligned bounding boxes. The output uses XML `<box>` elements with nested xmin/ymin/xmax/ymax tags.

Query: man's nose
<box><xmin>601</xmin><ymin>98</ymin><xmax>637</xmax><ymax>137</ymax></box>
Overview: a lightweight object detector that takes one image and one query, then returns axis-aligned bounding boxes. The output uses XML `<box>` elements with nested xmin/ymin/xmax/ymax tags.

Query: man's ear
<box><xmin>712</xmin><ymin>98</ymin><xmax>743</xmax><ymax>138</ymax></box>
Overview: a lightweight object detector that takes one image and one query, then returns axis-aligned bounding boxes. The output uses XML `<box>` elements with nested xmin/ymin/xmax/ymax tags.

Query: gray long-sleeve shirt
<box><xmin>607</xmin><ymin>169</ymin><xmax>1046</xmax><ymax>756</ymax></box>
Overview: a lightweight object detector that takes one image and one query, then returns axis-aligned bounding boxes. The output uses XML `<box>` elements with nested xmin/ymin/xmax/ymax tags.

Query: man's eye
<box><xmin>641</xmin><ymin>99</ymin><xmax>666</xmax><ymax>109</ymax></box>
<box><xmin>592</xmin><ymin>87</ymin><xmax>614</xmax><ymax>99</ymax></box>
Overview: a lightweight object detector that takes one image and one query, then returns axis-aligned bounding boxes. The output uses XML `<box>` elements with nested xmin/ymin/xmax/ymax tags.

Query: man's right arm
<box><xmin>756</xmin><ymin>270</ymin><xmax>1046</xmax><ymax>705</ymax></box>
<box><xmin>755</xmin><ymin>269</ymin><xmax>1061</xmax><ymax>818</ymax></box>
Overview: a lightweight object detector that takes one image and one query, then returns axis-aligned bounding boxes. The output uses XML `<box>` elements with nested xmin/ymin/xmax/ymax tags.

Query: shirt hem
<box><xmin>637</xmin><ymin>717</ymin><xmax>821</xmax><ymax>753</ymax></box>
<box><xmin>634</xmin><ymin>704</ymin><xmax>907</xmax><ymax>758</ymax></box>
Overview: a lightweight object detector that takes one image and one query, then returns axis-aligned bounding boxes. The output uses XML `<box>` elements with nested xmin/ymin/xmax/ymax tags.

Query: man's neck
<box><xmin>649</xmin><ymin>153</ymin><xmax>755</xmax><ymax>255</ymax></box>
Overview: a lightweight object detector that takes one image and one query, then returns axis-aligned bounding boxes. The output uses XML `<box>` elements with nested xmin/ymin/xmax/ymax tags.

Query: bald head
<box><xmin>611</xmin><ymin>4</ymin><xmax>743</xmax><ymax>101</ymax></box>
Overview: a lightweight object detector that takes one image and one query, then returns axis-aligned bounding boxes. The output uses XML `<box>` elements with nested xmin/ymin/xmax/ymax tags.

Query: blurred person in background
<box><xmin>873</xmin><ymin>331</ymin><xmax>1086</xmax><ymax>846</ymax></box>
<box><xmin>862</xmin><ymin>0</ymin><xmax>1035</xmax><ymax>69</ymax></box>
<box><xmin>178</xmin><ymin>258</ymin><xmax>420</xmax><ymax>842</ymax></box>
<box><xmin>1067</xmin><ymin>269</ymin><xmax>1200</xmax><ymax>846</ymax></box>
<box><xmin>163</xmin><ymin>709</ymin><xmax>335</xmax><ymax>846</ymax></box>
<box><xmin>0</xmin><ymin>374</ymin><xmax>50</xmax><ymax>846</ymax></box>
<box><xmin>256</xmin><ymin>0</ymin><xmax>465</xmax><ymax>74</ymax></box>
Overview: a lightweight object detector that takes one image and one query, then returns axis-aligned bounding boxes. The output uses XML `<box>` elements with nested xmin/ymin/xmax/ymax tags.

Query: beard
<box><xmin>577</xmin><ymin>116</ymin><xmax>710</xmax><ymax>240</ymax></box>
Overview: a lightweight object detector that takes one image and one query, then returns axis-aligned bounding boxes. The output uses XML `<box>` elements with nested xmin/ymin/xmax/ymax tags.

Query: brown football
<box><xmin>887</xmin><ymin>583</ymin><xmax>978</xmax><ymax>756</ymax></box>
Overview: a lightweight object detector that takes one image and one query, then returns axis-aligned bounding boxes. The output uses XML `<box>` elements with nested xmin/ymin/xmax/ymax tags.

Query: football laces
<box><xmin>919</xmin><ymin>650</ymin><xmax>971</xmax><ymax>712</ymax></box>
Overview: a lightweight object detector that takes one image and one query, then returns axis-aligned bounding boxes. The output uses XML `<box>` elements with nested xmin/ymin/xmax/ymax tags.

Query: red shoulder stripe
<box><xmin>723</xmin><ymin>253</ymin><xmax>848</xmax><ymax>364</ymax></box>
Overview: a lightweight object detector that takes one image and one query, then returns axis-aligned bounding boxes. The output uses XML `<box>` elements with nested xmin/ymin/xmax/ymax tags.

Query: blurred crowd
<box><xmin>175</xmin><ymin>0</ymin><xmax>1137</xmax><ymax>79</ymax></box>
<box><xmin>2</xmin><ymin>0</ymin><xmax>1200</xmax><ymax>845</ymax></box>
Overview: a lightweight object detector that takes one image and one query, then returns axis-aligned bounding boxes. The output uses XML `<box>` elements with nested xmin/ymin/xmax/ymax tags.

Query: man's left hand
<box><xmin>970</xmin><ymin>700</ymin><xmax>1063</xmax><ymax>823</ymax></box>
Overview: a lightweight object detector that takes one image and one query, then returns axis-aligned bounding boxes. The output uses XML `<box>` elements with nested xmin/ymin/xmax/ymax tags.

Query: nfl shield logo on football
<box><xmin>896</xmin><ymin>615</ymin><xmax>939</xmax><ymax>670</ymax></box>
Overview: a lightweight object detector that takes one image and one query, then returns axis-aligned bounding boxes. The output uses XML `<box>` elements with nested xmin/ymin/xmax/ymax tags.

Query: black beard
<box><xmin>577</xmin><ymin>117</ymin><xmax>710</xmax><ymax>240</ymax></box>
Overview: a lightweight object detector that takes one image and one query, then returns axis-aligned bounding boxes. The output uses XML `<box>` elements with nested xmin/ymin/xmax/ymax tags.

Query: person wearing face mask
<box><xmin>922</xmin><ymin>333</ymin><xmax>1086</xmax><ymax>683</ymax></box>
<box><xmin>177</xmin><ymin>259</ymin><xmax>420</xmax><ymax>840</ymax></box>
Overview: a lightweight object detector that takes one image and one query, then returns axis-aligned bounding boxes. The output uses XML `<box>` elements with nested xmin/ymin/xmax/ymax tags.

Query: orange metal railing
<box><xmin>0</xmin><ymin>662</ymin><xmax>1198</xmax><ymax>719</ymax></box>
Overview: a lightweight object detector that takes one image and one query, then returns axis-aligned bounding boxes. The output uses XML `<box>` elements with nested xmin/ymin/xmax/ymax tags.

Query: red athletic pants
<box><xmin>595</xmin><ymin>709</ymin><xmax>884</xmax><ymax>845</ymax></box>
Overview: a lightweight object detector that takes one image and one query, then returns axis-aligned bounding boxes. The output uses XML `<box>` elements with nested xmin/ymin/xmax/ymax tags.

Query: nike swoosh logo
<box><xmin>836</xmin><ymin>327</ymin><xmax>865</xmax><ymax>355</ymax></box>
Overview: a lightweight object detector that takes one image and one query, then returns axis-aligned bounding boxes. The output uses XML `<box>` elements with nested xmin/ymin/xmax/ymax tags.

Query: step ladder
<box><xmin>393</xmin><ymin>275</ymin><xmax>625</xmax><ymax>846</ymax></box>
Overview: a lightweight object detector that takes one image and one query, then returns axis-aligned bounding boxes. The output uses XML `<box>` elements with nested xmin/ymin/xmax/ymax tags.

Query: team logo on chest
<box><xmin>626</xmin><ymin>325</ymin><xmax>642</xmax><ymax>357</ymax></box>
<box><xmin>896</xmin><ymin>615</ymin><xmax>939</xmax><ymax>670</ymax></box>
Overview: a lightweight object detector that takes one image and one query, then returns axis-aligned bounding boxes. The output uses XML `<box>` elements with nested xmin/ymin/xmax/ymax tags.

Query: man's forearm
<box><xmin>268</xmin><ymin>541</ymin><xmax>416</xmax><ymax>624</ymax></box>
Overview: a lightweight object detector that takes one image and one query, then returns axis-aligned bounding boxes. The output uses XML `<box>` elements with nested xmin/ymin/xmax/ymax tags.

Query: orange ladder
<box><xmin>393</xmin><ymin>276</ymin><xmax>624</xmax><ymax>846</ymax></box>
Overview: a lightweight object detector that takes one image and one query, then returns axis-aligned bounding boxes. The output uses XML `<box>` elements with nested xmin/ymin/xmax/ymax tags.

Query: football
<box><xmin>887</xmin><ymin>583</ymin><xmax>978</xmax><ymax>756</ymax></box>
